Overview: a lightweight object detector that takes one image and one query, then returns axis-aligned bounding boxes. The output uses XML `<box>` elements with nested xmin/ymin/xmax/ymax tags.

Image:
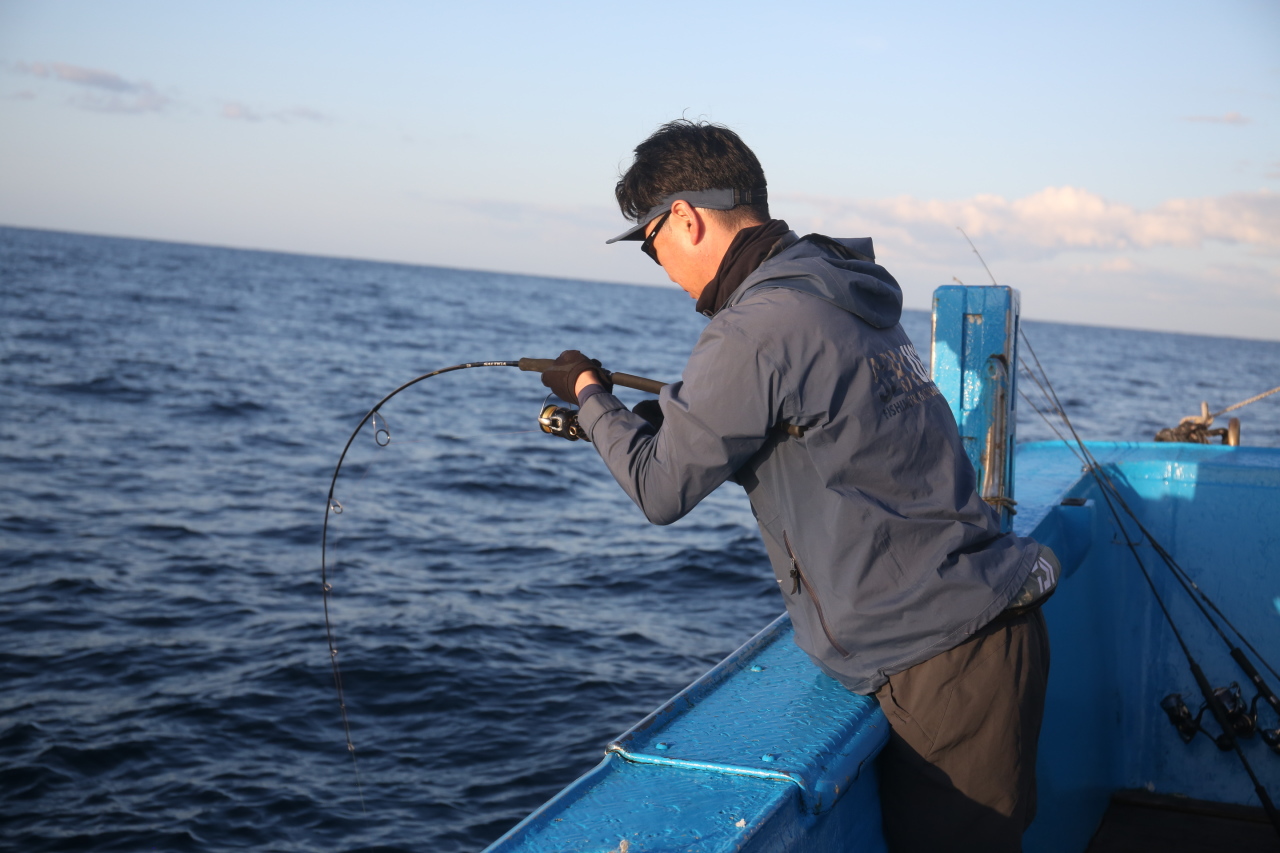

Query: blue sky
<box><xmin>1</xmin><ymin>0</ymin><xmax>1277</xmax><ymax>338</ymax></box>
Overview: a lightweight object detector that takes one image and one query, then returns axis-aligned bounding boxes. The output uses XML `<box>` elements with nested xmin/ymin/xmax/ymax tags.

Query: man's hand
<box><xmin>540</xmin><ymin>350</ymin><xmax>612</xmax><ymax>403</ymax></box>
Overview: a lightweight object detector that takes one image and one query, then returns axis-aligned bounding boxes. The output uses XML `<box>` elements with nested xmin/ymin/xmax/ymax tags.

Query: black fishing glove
<box><xmin>631</xmin><ymin>399</ymin><xmax>664</xmax><ymax>430</ymax></box>
<box><xmin>540</xmin><ymin>350</ymin><xmax>612</xmax><ymax>403</ymax></box>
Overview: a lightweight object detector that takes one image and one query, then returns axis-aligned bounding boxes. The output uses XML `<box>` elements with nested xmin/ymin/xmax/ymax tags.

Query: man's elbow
<box><xmin>639</xmin><ymin>500</ymin><xmax>687</xmax><ymax>526</ymax></box>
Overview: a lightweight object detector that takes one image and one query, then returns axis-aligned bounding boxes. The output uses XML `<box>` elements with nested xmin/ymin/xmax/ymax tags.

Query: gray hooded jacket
<box><xmin>578</xmin><ymin>233</ymin><xmax>1041</xmax><ymax>693</ymax></box>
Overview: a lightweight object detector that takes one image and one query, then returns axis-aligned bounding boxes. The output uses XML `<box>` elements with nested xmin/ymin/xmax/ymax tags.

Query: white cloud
<box><xmin>13</xmin><ymin>61</ymin><xmax>170</xmax><ymax>113</ymax></box>
<box><xmin>18</xmin><ymin>61</ymin><xmax>134</xmax><ymax>91</ymax></box>
<box><xmin>1095</xmin><ymin>256</ymin><xmax>1136</xmax><ymax>272</ymax></box>
<box><xmin>759</xmin><ymin>186</ymin><xmax>1280</xmax><ymax>338</ymax></box>
<box><xmin>279</xmin><ymin>106</ymin><xmax>328</xmax><ymax>123</ymax></box>
<box><xmin>10</xmin><ymin>61</ymin><xmax>331</xmax><ymax>123</ymax></box>
<box><xmin>221</xmin><ymin>101</ymin><xmax>260</xmax><ymax>121</ymax></box>
<box><xmin>782</xmin><ymin>186</ymin><xmax>1280</xmax><ymax>262</ymax></box>
<box><xmin>1184</xmin><ymin>111</ymin><xmax>1251</xmax><ymax>125</ymax></box>
<box><xmin>221</xmin><ymin>101</ymin><xmax>331</xmax><ymax>123</ymax></box>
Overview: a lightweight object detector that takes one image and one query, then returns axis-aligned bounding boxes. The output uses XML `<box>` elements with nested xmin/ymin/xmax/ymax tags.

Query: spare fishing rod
<box><xmin>1019</xmin><ymin>334</ymin><xmax>1280</xmax><ymax>695</ymax></box>
<box><xmin>965</xmin><ymin>237</ymin><xmax>1274</xmax><ymax>692</ymax></box>
<box><xmin>1017</xmin><ymin>332</ymin><xmax>1280</xmax><ymax>836</ymax></box>
<box><xmin>319</xmin><ymin>357</ymin><xmax>667</xmax><ymax>806</ymax></box>
<box><xmin>958</xmin><ymin>231</ymin><xmax>1278</xmax><ymax>831</ymax></box>
<box><xmin>1018</xmin><ymin>372</ymin><xmax>1280</xmax><ymax>751</ymax></box>
<box><xmin>1019</xmin><ymin>335</ymin><xmax>1280</xmax><ymax>706</ymax></box>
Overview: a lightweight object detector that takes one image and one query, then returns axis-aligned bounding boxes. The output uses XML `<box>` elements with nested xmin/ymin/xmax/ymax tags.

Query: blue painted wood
<box><xmin>483</xmin><ymin>751</ymin><xmax>889</xmax><ymax>853</ymax></box>
<box><xmin>482</xmin><ymin>754</ymin><xmax>802</xmax><ymax>853</ymax></box>
<box><xmin>1015</xmin><ymin>441</ymin><xmax>1280</xmax><ymax>853</ymax></box>
<box><xmin>609</xmin><ymin>615</ymin><xmax>887</xmax><ymax>816</ymax></box>
<box><xmin>931</xmin><ymin>285</ymin><xmax>1021</xmax><ymax>531</ymax></box>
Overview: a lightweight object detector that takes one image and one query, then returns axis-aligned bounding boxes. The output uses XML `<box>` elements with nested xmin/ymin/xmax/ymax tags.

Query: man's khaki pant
<box><xmin>874</xmin><ymin>605</ymin><xmax>1050</xmax><ymax>852</ymax></box>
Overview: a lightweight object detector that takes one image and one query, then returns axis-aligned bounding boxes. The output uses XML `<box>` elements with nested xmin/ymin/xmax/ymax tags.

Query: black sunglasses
<box><xmin>640</xmin><ymin>211</ymin><xmax>670</xmax><ymax>265</ymax></box>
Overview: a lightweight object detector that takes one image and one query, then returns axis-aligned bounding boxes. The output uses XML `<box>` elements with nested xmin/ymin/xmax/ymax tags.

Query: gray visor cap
<box><xmin>605</xmin><ymin>187</ymin><xmax>767</xmax><ymax>244</ymax></box>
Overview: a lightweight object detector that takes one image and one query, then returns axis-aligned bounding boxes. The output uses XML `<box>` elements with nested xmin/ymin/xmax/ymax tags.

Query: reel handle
<box><xmin>518</xmin><ymin>358</ymin><xmax>668</xmax><ymax>395</ymax></box>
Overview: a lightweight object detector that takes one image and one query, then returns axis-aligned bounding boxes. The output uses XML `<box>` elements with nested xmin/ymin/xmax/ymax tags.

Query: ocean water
<box><xmin>2</xmin><ymin>225</ymin><xmax>1277</xmax><ymax>852</ymax></box>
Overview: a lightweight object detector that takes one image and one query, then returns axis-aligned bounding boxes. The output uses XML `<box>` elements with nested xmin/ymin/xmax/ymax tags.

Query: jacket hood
<box><xmin>721</xmin><ymin>232</ymin><xmax>903</xmax><ymax>329</ymax></box>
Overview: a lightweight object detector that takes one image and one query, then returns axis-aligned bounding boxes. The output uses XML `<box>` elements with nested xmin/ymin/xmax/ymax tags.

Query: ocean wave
<box><xmin>44</xmin><ymin>376</ymin><xmax>153</xmax><ymax>403</ymax></box>
<box><xmin>3</xmin><ymin>226</ymin><xmax>1278</xmax><ymax>852</ymax></box>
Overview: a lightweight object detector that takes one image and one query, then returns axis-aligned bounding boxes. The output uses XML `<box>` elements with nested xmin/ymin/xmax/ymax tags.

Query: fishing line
<box><xmin>1016</xmin><ymin>385</ymin><xmax>1086</xmax><ymax>466</ymax></box>
<box><xmin>957</xmin><ymin>227</ymin><xmax>999</xmax><ymax>288</ymax></box>
<box><xmin>321</xmin><ymin>360</ymin><xmax>520</xmax><ymax>813</ymax></box>
<box><xmin>1014</xmin><ymin>311</ymin><xmax>1250</xmax><ymax>653</ymax></box>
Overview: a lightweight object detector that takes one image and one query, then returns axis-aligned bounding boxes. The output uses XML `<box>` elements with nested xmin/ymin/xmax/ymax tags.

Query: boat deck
<box><xmin>1085</xmin><ymin>790</ymin><xmax>1278</xmax><ymax>852</ymax></box>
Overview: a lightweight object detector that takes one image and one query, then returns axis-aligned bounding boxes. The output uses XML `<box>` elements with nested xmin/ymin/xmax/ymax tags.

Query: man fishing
<box><xmin>539</xmin><ymin>120</ymin><xmax>1057</xmax><ymax>853</ymax></box>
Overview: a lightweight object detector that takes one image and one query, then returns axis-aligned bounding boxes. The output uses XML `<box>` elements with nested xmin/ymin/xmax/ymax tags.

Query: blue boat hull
<box><xmin>485</xmin><ymin>440</ymin><xmax>1280</xmax><ymax>852</ymax></box>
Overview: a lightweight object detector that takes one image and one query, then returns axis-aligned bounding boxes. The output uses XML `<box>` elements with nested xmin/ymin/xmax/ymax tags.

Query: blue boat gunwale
<box><xmin>607</xmin><ymin>610</ymin><xmax>888</xmax><ymax>813</ymax></box>
<box><xmin>482</xmin><ymin>611</ymin><xmax>891</xmax><ymax>852</ymax></box>
<box><xmin>606</xmin><ymin>613</ymin><xmax>809</xmax><ymax>788</ymax></box>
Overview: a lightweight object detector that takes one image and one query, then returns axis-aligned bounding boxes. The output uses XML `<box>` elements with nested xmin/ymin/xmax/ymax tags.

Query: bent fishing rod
<box><xmin>319</xmin><ymin>358</ymin><xmax>668</xmax><ymax>805</ymax></box>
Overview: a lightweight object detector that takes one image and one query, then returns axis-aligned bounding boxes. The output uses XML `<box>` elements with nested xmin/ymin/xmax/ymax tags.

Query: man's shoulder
<box><xmin>709</xmin><ymin>275</ymin><xmax>908</xmax><ymax>373</ymax></box>
<box><xmin>712</xmin><ymin>281</ymin><xmax>831</xmax><ymax>335</ymax></box>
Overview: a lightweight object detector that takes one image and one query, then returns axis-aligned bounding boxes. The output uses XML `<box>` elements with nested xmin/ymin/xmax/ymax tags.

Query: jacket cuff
<box><xmin>578</xmin><ymin>391</ymin><xmax>625</xmax><ymax>436</ymax></box>
<box><xmin>575</xmin><ymin>383</ymin><xmax>607</xmax><ymax>407</ymax></box>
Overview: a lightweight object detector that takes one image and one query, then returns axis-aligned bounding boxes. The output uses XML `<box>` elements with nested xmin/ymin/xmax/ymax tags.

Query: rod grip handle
<box><xmin>611</xmin><ymin>372</ymin><xmax>667</xmax><ymax>395</ymax></box>
<box><xmin>1231</xmin><ymin>647</ymin><xmax>1280</xmax><ymax>717</ymax></box>
<box><xmin>1191</xmin><ymin>662</ymin><xmax>1237</xmax><ymax>750</ymax></box>
<box><xmin>518</xmin><ymin>358</ymin><xmax>668</xmax><ymax>395</ymax></box>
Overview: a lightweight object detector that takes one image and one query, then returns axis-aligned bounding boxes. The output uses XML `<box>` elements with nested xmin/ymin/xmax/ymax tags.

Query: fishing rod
<box><xmin>519</xmin><ymin>358</ymin><xmax>667</xmax><ymax>440</ymax></box>
<box><xmin>1019</xmin><ymin>337</ymin><xmax>1280</xmax><ymax>716</ymax></box>
<box><xmin>964</xmin><ymin>230</ymin><xmax>1280</xmax><ymax>752</ymax></box>
<box><xmin>1018</xmin><ymin>375</ymin><xmax>1280</xmax><ymax>751</ymax></box>
<box><xmin>958</xmin><ymin>230</ymin><xmax>1279</xmax><ymax>833</ymax></box>
<box><xmin>319</xmin><ymin>358</ymin><xmax>667</xmax><ymax>807</ymax></box>
<box><xmin>1017</xmin><ymin>332</ymin><xmax>1280</xmax><ymax>836</ymax></box>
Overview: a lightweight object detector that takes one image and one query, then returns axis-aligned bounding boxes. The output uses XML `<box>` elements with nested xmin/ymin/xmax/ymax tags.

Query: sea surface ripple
<box><xmin>2</xmin><ymin>226</ymin><xmax>1277</xmax><ymax>851</ymax></box>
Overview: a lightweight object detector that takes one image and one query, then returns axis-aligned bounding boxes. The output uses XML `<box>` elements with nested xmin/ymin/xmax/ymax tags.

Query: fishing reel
<box><xmin>1161</xmin><ymin>683</ymin><xmax>1280</xmax><ymax>754</ymax></box>
<box><xmin>1161</xmin><ymin>693</ymin><xmax>1215</xmax><ymax>746</ymax></box>
<box><xmin>538</xmin><ymin>401</ymin><xmax>590</xmax><ymax>442</ymax></box>
<box><xmin>1217</xmin><ymin>683</ymin><xmax>1280</xmax><ymax>753</ymax></box>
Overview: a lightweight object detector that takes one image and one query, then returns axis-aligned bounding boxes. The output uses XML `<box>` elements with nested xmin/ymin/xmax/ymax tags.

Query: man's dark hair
<box><xmin>616</xmin><ymin>120</ymin><xmax>769</xmax><ymax>228</ymax></box>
